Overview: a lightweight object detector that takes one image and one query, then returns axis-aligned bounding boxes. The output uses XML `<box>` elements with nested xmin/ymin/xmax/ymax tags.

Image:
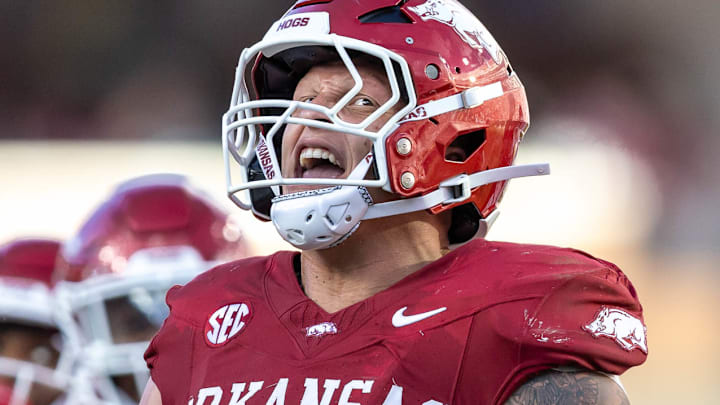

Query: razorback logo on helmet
<box><xmin>408</xmin><ymin>0</ymin><xmax>503</xmax><ymax>64</ymax></box>
<box><xmin>583</xmin><ymin>306</ymin><xmax>648</xmax><ymax>354</ymax></box>
<box><xmin>205</xmin><ymin>302</ymin><xmax>252</xmax><ymax>347</ymax></box>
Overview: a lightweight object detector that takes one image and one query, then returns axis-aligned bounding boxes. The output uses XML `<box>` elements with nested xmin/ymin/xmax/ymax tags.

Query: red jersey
<box><xmin>145</xmin><ymin>239</ymin><xmax>647</xmax><ymax>405</ymax></box>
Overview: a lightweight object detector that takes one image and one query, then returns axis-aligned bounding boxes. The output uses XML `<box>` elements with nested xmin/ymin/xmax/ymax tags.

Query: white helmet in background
<box><xmin>54</xmin><ymin>174</ymin><xmax>249</xmax><ymax>404</ymax></box>
<box><xmin>0</xmin><ymin>238</ymin><xmax>73</xmax><ymax>405</ymax></box>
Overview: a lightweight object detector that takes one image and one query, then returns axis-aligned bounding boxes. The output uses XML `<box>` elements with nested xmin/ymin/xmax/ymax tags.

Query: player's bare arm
<box><xmin>138</xmin><ymin>377</ymin><xmax>162</xmax><ymax>405</ymax></box>
<box><xmin>503</xmin><ymin>370</ymin><xmax>630</xmax><ymax>405</ymax></box>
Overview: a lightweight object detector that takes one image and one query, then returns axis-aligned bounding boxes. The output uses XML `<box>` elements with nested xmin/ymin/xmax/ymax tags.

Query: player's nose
<box><xmin>293</xmin><ymin>95</ymin><xmax>335</xmax><ymax>123</ymax></box>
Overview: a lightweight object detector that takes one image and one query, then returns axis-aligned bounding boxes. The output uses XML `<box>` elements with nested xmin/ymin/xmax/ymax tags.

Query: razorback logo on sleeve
<box><xmin>583</xmin><ymin>306</ymin><xmax>648</xmax><ymax>353</ymax></box>
<box><xmin>205</xmin><ymin>302</ymin><xmax>252</xmax><ymax>347</ymax></box>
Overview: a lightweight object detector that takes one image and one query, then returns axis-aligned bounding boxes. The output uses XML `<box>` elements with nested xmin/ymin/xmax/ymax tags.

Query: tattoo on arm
<box><xmin>503</xmin><ymin>370</ymin><xmax>630</xmax><ymax>405</ymax></box>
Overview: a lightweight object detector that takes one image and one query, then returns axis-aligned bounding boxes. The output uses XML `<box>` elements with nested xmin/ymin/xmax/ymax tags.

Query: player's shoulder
<box><xmin>411</xmin><ymin>239</ymin><xmax>640</xmax><ymax>319</ymax></box>
<box><xmin>163</xmin><ymin>251</ymin><xmax>293</xmax><ymax>325</ymax></box>
<box><xmin>456</xmin><ymin>239</ymin><xmax>633</xmax><ymax>293</ymax></box>
<box><xmin>179</xmin><ymin>254</ymin><xmax>275</xmax><ymax>292</ymax></box>
<box><xmin>449</xmin><ymin>240</ymin><xmax>647</xmax><ymax>387</ymax></box>
<box><xmin>461</xmin><ymin>238</ymin><xmax>620</xmax><ymax>270</ymax></box>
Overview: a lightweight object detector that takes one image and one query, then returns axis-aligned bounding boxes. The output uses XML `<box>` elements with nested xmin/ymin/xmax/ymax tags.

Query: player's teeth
<box><xmin>299</xmin><ymin>148</ymin><xmax>339</xmax><ymax>169</ymax></box>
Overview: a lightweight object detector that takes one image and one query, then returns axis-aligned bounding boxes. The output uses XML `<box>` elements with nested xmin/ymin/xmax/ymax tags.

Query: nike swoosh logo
<box><xmin>392</xmin><ymin>306</ymin><xmax>447</xmax><ymax>327</ymax></box>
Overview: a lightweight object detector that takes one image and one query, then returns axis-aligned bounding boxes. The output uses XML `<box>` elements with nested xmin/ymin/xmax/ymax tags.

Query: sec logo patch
<box><xmin>205</xmin><ymin>302</ymin><xmax>252</xmax><ymax>347</ymax></box>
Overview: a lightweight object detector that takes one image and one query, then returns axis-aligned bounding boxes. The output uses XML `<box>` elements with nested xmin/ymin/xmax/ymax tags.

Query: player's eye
<box><xmin>351</xmin><ymin>97</ymin><xmax>376</xmax><ymax>107</ymax></box>
<box><xmin>298</xmin><ymin>96</ymin><xmax>315</xmax><ymax>103</ymax></box>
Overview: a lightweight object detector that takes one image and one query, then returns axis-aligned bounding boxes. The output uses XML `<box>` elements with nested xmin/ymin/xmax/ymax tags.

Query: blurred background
<box><xmin>0</xmin><ymin>0</ymin><xmax>717</xmax><ymax>403</ymax></box>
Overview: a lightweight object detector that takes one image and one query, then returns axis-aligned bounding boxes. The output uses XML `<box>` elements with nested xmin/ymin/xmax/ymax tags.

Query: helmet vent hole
<box><xmin>359</xmin><ymin>6</ymin><xmax>413</xmax><ymax>24</ymax></box>
<box><xmin>293</xmin><ymin>0</ymin><xmax>332</xmax><ymax>10</ymax></box>
<box><xmin>429</xmin><ymin>117</ymin><xmax>439</xmax><ymax>126</ymax></box>
<box><xmin>455</xmin><ymin>66</ymin><xmax>461</xmax><ymax>74</ymax></box>
<box><xmin>345</xmin><ymin>215</ymin><xmax>352</xmax><ymax>222</ymax></box>
<box><xmin>317</xmin><ymin>235</ymin><xmax>331</xmax><ymax>242</ymax></box>
<box><xmin>507</xmin><ymin>65</ymin><xmax>513</xmax><ymax>76</ymax></box>
<box><xmin>306</xmin><ymin>213</ymin><xmax>314</xmax><ymax>223</ymax></box>
<box><xmin>287</xmin><ymin>229</ymin><xmax>304</xmax><ymax>244</ymax></box>
<box><xmin>445</xmin><ymin>129</ymin><xmax>486</xmax><ymax>163</ymax></box>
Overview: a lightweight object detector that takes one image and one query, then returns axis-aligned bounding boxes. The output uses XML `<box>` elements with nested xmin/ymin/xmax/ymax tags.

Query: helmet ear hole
<box><xmin>448</xmin><ymin>203</ymin><xmax>481</xmax><ymax>245</ymax></box>
<box><xmin>247</xmin><ymin>156</ymin><xmax>273</xmax><ymax>220</ymax></box>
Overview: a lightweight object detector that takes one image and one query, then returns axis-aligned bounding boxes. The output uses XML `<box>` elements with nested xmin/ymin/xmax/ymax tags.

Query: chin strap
<box><xmin>398</xmin><ymin>82</ymin><xmax>504</xmax><ymax>123</ymax></box>
<box><xmin>270</xmin><ymin>152</ymin><xmax>548</xmax><ymax>250</ymax></box>
<box><xmin>364</xmin><ymin>163</ymin><xmax>550</xmax><ymax>220</ymax></box>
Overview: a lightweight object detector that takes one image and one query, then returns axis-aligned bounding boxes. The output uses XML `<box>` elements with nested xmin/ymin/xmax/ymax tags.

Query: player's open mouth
<box><xmin>299</xmin><ymin>147</ymin><xmax>345</xmax><ymax>178</ymax></box>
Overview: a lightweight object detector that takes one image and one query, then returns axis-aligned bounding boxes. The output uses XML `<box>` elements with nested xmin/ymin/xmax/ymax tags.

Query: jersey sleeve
<box><xmin>455</xmin><ymin>259</ymin><xmax>647</xmax><ymax>405</ymax></box>
<box><xmin>144</xmin><ymin>285</ymin><xmax>198</xmax><ymax>404</ymax></box>
<box><xmin>501</xmin><ymin>265</ymin><xmax>646</xmax><ymax>403</ymax></box>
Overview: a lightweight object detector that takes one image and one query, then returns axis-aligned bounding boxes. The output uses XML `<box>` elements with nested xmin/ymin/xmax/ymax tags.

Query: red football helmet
<box><xmin>54</xmin><ymin>173</ymin><xmax>249</xmax><ymax>404</ymax></box>
<box><xmin>0</xmin><ymin>239</ymin><xmax>59</xmax><ymax>286</ymax></box>
<box><xmin>223</xmin><ymin>0</ymin><xmax>548</xmax><ymax>249</ymax></box>
<box><xmin>0</xmin><ymin>238</ymin><xmax>72</xmax><ymax>405</ymax></box>
<box><xmin>56</xmin><ymin>173</ymin><xmax>247</xmax><ymax>282</ymax></box>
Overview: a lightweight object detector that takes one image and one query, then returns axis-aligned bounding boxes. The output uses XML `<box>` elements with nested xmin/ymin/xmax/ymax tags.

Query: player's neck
<box><xmin>299</xmin><ymin>211</ymin><xmax>450</xmax><ymax>313</ymax></box>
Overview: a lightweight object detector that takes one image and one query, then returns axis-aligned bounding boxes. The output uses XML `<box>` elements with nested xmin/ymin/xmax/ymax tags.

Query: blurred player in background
<box><xmin>142</xmin><ymin>1</ymin><xmax>647</xmax><ymax>404</ymax></box>
<box><xmin>0</xmin><ymin>239</ymin><xmax>72</xmax><ymax>405</ymax></box>
<box><xmin>53</xmin><ymin>174</ymin><xmax>248</xmax><ymax>404</ymax></box>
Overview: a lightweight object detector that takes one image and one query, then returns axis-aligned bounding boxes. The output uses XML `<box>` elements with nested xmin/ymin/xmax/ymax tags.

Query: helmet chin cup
<box><xmin>270</xmin><ymin>186</ymin><xmax>374</xmax><ymax>250</ymax></box>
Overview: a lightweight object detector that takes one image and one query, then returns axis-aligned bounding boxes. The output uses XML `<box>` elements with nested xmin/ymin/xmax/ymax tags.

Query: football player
<box><xmin>53</xmin><ymin>174</ymin><xmax>248</xmax><ymax>404</ymax></box>
<box><xmin>0</xmin><ymin>239</ymin><xmax>73</xmax><ymax>405</ymax></box>
<box><xmin>141</xmin><ymin>1</ymin><xmax>647</xmax><ymax>404</ymax></box>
